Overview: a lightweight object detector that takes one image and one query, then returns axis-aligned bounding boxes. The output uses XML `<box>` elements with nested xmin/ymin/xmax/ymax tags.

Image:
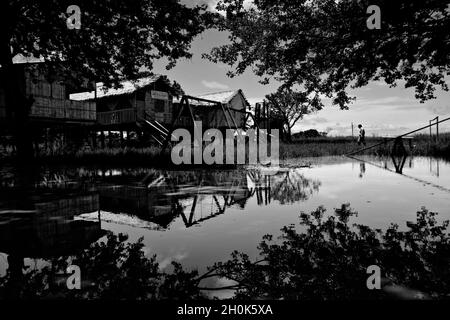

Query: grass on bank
<box><xmin>280</xmin><ymin>133</ymin><xmax>450</xmax><ymax>159</ymax></box>
<box><xmin>1</xmin><ymin>133</ymin><xmax>449</xmax><ymax>165</ymax></box>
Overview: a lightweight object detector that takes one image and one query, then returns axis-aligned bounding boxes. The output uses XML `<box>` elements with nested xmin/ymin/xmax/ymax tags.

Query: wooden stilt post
<box><xmin>161</xmin><ymin>96</ymin><xmax>187</xmax><ymax>152</ymax></box>
<box><xmin>92</xmin><ymin>131</ymin><xmax>97</xmax><ymax>149</ymax></box>
<box><xmin>255</xmin><ymin>103</ymin><xmax>261</xmax><ymax>159</ymax></box>
<box><xmin>44</xmin><ymin>128</ymin><xmax>49</xmax><ymax>155</ymax></box>
<box><xmin>33</xmin><ymin>128</ymin><xmax>39</xmax><ymax>158</ymax></box>
<box><xmin>108</xmin><ymin>131</ymin><xmax>112</xmax><ymax>148</ymax></box>
<box><xmin>100</xmin><ymin>131</ymin><xmax>105</xmax><ymax>148</ymax></box>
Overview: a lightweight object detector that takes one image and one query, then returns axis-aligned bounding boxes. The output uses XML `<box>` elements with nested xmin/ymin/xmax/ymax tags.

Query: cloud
<box><xmin>201</xmin><ymin>80</ymin><xmax>229</xmax><ymax>90</ymax></box>
<box><xmin>427</xmin><ymin>104</ymin><xmax>450</xmax><ymax>116</ymax></box>
<box><xmin>158</xmin><ymin>252</ymin><xmax>188</xmax><ymax>270</ymax></box>
<box><xmin>323</xmin><ymin>123</ymin><xmax>413</xmax><ymax>137</ymax></box>
<box><xmin>311</xmin><ymin>117</ymin><xmax>329</xmax><ymax>124</ymax></box>
<box><xmin>354</xmin><ymin>96</ymin><xmax>411</xmax><ymax>108</ymax></box>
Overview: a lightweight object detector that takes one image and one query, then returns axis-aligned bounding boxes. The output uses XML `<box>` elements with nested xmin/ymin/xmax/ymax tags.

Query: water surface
<box><xmin>1</xmin><ymin>156</ymin><xmax>449</xmax><ymax>277</ymax></box>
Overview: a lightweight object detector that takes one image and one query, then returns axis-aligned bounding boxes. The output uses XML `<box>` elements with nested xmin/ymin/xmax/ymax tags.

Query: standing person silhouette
<box><xmin>357</xmin><ymin>124</ymin><xmax>366</xmax><ymax>146</ymax></box>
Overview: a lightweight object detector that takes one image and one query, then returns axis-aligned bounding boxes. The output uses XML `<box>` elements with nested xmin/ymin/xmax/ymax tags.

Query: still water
<box><xmin>0</xmin><ymin>156</ymin><xmax>449</xmax><ymax>279</ymax></box>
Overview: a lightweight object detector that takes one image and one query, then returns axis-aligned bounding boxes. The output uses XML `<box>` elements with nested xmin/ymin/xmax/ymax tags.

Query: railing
<box><xmin>1</xmin><ymin>96</ymin><xmax>96</xmax><ymax>122</ymax></box>
<box><xmin>29</xmin><ymin>98</ymin><xmax>96</xmax><ymax>121</ymax></box>
<box><xmin>97</xmin><ymin>108</ymin><xmax>136</xmax><ymax>125</ymax></box>
<box><xmin>346</xmin><ymin>116</ymin><xmax>450</xmax><ymax>156</ymax></box>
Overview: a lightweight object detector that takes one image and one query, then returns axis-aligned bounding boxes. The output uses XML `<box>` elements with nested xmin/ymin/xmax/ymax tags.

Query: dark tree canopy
<box><xmin>0</xmin><ymin>0</ymin><xmax>215</xmax><ymax>160</ymax></box>
<box><xmin>205</xmin><ymin>0</ymin><xmax>450</xmax><ymax>108</ymax></box>
<box><xmin>1</xmin><ymin>0</ymin><xmax>214</xmax><ymax>84</ymax></box>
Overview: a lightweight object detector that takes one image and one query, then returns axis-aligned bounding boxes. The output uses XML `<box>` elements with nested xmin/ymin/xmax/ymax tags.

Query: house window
<box><xmin>154</xmin><ymin>99</ymin><xmax>165</xmax><ymax>113</ymax></box>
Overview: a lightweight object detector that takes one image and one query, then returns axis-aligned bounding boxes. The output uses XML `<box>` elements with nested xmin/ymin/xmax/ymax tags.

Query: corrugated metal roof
<box><xmin>174</xmin><ymin>90</ymin><xmax>250</xmax><ymax>107</ymax></box>
<box><xmin>198</xmin><ymin>90</ymin><xmax>238</xmax><ymax>104</ymax></box>
<box><xmin>69</xmin><ymin>75</ymin><xmax>162</xmax><ymax>101</ymax></box>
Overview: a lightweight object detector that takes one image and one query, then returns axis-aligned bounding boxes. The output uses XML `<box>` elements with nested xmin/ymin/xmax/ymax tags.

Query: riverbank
<box><xmin>1</xmin><ymin>133</ymin><xmax>449</xmax><ymax>166</ymax></box>
<box><xmin>280</xmin><ymin>133</ymin><xmax>450</xmax><ymax>159</ymax></box>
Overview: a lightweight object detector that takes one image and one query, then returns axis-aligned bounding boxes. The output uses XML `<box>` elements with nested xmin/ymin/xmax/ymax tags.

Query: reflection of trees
<box><xmin>0</xmin><ymin>234</ymin><xmax>203</xmax><ymax>300</ymax></box>
<box><xmin>207</xmin><ymin>205</ymin><xmax>450</xmax><ymax>299</ymax></box>
<box><xmin>3</xmin><ymin>205</ymin><xmax>450</xmax><ymax>300</ymax></box>
<box><xmin>269</xmin><ymin>170</ymin><xmax>321</xmax><ymax>204</ymax></box>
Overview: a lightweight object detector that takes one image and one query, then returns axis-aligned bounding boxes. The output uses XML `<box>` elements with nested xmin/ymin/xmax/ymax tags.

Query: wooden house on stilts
<box><xmin>0</xmin><ymin>57</ymin><xmax>98</xmax><ymax>155</ymax></box>
<box><xmin>70</xmin><ymin>75</ymin><xmax>180</xmax><ymax>147</ymax></box>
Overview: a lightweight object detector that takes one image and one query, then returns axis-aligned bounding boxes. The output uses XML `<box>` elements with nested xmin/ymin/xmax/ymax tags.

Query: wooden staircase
<box><xmin>137</xmin><ymin>112</ymin><xmax>171</xmax><ymax>146</ymax></box>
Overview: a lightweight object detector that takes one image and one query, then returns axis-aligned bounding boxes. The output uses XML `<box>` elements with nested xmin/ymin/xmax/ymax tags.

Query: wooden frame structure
<box><xmin>161</xmin><ymin>95</ymin><xmax>239</xmax><ymax>152</ymax></box>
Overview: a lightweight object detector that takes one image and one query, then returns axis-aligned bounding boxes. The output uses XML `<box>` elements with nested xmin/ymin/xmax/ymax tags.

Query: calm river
<box><xmin>1</xmin><ymin>156</ymin><xmax>449</xmax><ymax>284</ymax></box>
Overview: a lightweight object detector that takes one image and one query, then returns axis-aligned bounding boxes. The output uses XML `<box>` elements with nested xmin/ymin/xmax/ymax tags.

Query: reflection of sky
<box><xmin>97</xmin><ymin>156</ymin><xmax>450</xmax><ymax>274</ymax></box>
<box><xmin>2</xmin><ymin>157</ymin><xmax>448</xmax><ymax>279</ymax></box>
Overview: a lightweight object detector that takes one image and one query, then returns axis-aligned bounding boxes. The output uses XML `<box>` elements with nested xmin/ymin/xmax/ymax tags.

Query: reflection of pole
<box><xmin>429</xmin><ymin>157</ymin><xmax>432</xmax><ymax>174</ymax></box>
<box><xmin>429</xmin><ymin>158</ymin><xmax>440</xmax><ymax>178</ymax></box>
<box><xmin>437</xmin><ymin>159</ymin><xmax>440</xmax><ymax>178</ymax></box>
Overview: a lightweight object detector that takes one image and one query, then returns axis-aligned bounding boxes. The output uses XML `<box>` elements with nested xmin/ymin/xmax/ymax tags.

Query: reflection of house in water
<box><xmin>171</xmin><ymin>170</ymin><xmax>252</xmax><ymax>227</ymax></box>
<box><xmin>97</xmin><ymin>183</ymin><xmax>182</xmax><ymax>229</ymax></box>
<box><xmin>96</xmin><ymin>170</ymin><xmax>253</xmax><ymax>229</ymax></box>
<box><xmin>7</xmin><ymin>167</ymin><xmax>323</xmax><ymax>232</ymax></box>
<box><xmin>0</xmin><ymin>190</ymin><xmax>105</xmax><ymax>276</ymax></box>
<box><xmin>94</xmin><ymin>168</ymin><xmax>321</xmax><ymax>229</ymax></box>
<box><xmin>0</xmin><ymin>191</ymin><xmax>105</xmax><ymax>257</ymax></box>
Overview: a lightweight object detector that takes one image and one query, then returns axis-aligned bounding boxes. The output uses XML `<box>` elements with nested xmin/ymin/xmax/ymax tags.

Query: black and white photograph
<box><xmin>0</xmin><ymin>0</ymin><xmax>450</xmax><ymax>315</ymax></box>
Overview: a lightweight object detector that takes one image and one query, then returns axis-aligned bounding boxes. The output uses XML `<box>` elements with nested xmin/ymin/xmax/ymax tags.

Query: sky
<box><xmin>153</xmin><ymin>0</ymin><xmax>450</xmax><ymax>137</ymax></box>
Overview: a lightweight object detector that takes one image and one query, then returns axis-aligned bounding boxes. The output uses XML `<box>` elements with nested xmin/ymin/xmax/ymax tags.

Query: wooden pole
<box><xmin>429</xmin><ymin>120</ymin><xmax>432</xmax><ymax>140</ymax></box>
<box><xmin>45</xmin><ymin>128</ymin><xmax>49</xmax><ymax>154</ymax></box>
<box><xmin>436</xmin><ymin>116</ymin><xmax>439</xmax><ymax>143</ymax></box>
<box><xmin>161</xmin><ymin>96</ymin><xmax>187</xmax><ymax>152</ymax></box>
<box><xmin>256</xmin><ymin>103</ymin><xmax>260</xmax><ymax>152</ymax></box>
<box><xmin>92</xmin><ymin>131</ymin><xmax>97</xmax><ymax>149</ymax></box>
<box><xmin>108</xmin><ymin>131</ymin><xmax>112</xmax><ymax>148</ymax></box>
<box><xmin>100</xmin><ymin>131</ymin><xmax>105</xmax><ymax>148</ymax></box>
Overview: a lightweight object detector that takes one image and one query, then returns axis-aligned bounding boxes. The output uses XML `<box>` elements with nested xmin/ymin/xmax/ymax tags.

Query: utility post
<box><xmin>429</xmin><ymin>116</ymin><xmax>439</xmax><ymax>143</ymax></box>
<box><xmin>436</xmin><ymin>116</ymin><xmax>439</xmax><ymax>143</ymax></box>
<box><xmin>429</xmin><ymin>120</ymin><xmax>432</xmax><ymax>140</ymax></box>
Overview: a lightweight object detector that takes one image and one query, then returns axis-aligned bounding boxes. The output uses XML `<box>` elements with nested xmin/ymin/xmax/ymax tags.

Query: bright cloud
<box><xmin>201</xmin><ymin>80</ymin><xmax>229</xmax><ymax>90</ymax></box>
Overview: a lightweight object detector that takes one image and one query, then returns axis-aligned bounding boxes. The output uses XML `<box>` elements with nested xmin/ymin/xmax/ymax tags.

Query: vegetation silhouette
<box><xmin>206</xmin><ymin>205</ymin><xmax>450</xmax><ymax>300</ymax></box>
<box><xmin>1</xmin><ymin>205</ymin><xmax>450</xmax><ymax>300</ymax></box>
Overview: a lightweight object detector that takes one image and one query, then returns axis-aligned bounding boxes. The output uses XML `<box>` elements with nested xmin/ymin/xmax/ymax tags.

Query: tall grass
<box><xmin>281</xmin><ymin>133</ymin><xmax>450</xmax><ymax>159</ymax></box>
<box><xmin>37</xmin><ymin>146</ymin><xmax>171</xmax><ymax>166</ymax></box>
<box><xmin>1</xmin><ymin>133</ymin><xmax>448</xmax><ymax>165</ymax></box>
